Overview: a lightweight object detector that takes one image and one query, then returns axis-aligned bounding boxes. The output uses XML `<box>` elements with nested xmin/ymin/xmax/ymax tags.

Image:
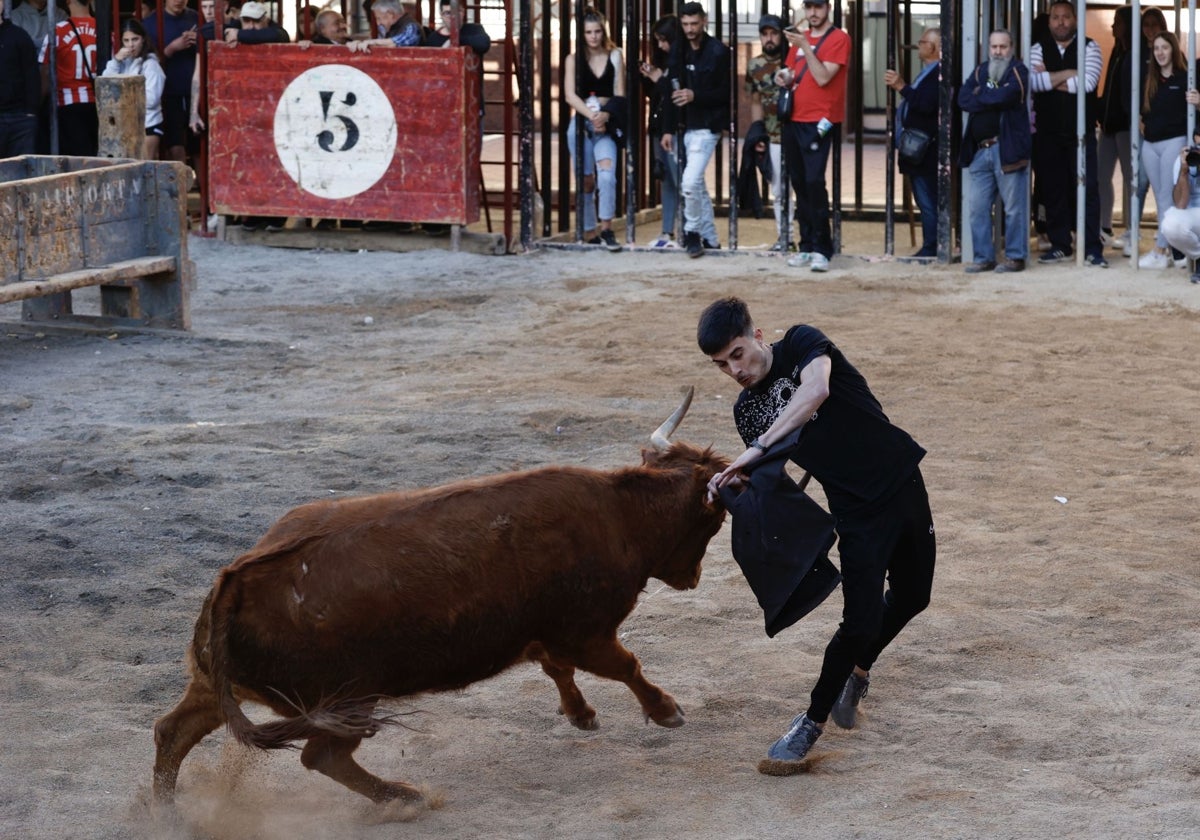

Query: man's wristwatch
<box><xmin>749</xmin><ymin>437</ymin><xmax>768</xmax><ymax>452</ymax></box>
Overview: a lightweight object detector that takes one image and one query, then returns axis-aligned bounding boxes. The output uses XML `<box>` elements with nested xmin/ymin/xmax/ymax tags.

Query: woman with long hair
<box><xmin>638</xmin><ymin>15</ymin><xmax>681</xmax><ymax>248</ymax></box>
<box><xmin>1138</xmin><ymin>30</ymin><xmax>1189</xmax><ymax>269</ymax></box>
<box><xmin>102</xmin><ymin>17</ymin><xmax>166</xmax><ymax>160</ymax></box>
<box><xmin>562</xmin><ymin>7</ymin><xmax>625</xmax><ymax>250</ymax></box>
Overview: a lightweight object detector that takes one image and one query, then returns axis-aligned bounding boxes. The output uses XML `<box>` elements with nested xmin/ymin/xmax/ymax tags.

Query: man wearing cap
<box><xmin>744</xmin><ymin>14</ymin><xmax>794</xmax><ymax>251</ymax></box>
<box><xmin>958</xmin><ymin>29</ymin><xmax>1031</xmax><ymax>273</ymax></box>
<box><xmin>776</xmin><ymin>0</ymin><xmax>851</xmax><ymax>273</ymax></box>
<box><xmin>224</xmin><ymin>1</ymin><xmax>291</xmax><ymax>45</ymax></box>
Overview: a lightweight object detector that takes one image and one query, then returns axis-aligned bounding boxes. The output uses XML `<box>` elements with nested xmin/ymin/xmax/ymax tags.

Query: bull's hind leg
<box><xmin>153</xmin><ymin>674</ymin><xmax>223</xmax><ymax>801</ymax></box>
<box><xmin>300</xmin><ymin>732</ymin><xmax>422</xmax><ymax>804</ymax></box>
<box><xmin>527</xmin><ymin>642</ymin><xmax>598</xmax><ymax>730</ymax></box>
<box><xmin>572</xmin><ymin>636</ymin><xmax>685</xmax><ymax>728</ymax></box>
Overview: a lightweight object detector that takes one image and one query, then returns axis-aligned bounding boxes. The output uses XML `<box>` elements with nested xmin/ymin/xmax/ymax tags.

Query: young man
<box><xmin>0</xmin><ymin>2</ymin><xmax>41</xmax><ymax>158</ymax></box>
<box><xmin>744</xmin><ymin>14</ymin><xmax>792</xmax><ymax>250</ymax></box>
<box><xmin>776</xmin><ymin>0</ymin><xmax>850</xmax><ymax>272</ymax></box>
<box><xmin>145</xmin><ymin>0</ymin><xmax>200</xmax><ymax>164</ymax></box>
<box><xmin>661</xmin><ymin>2</ymin><xmax>729</xmax><ymax>258</ymax></box>
<box><xmin>39</xmin><ymin>0</ymin><xmax>98</xmax><ymax>157</ymax></box>
<box><xmin>698</xmin><ymin>297</ymin><xmax>935</xmax><ymax>766</ymax></box>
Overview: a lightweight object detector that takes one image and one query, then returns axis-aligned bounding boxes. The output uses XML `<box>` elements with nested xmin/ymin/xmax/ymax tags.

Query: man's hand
<box><xmin>883</xmin><ymin>68</ymin><xmax>904</xmax><ymax>92</ymax></box>
<box><xmin>671</xmin><ymin>87</ymin><xmax>694</xmax><ymax>106</ymax></box>
<box><xmin>706</xmin><ymin>446</ymin><xmax>764</xmax><ymax>498</ymax></box>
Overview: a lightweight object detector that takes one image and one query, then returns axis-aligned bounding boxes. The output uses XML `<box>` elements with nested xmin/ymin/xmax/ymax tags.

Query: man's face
<box><xmin>200</xmin><ymin>0</ymin><xmax>214</xmax><ymax>21</ymax></box>
<box><xmin>1049</xmin><ymin>3</ymin><xmax>1076</xmax><ymax>43</ymax></box>
<box><xmin>917</xmin><ymin>30</ymin><xmax>939</xmax><ymax>62</ymax></box>
<box><xmin>164</xmin><ymin>0</ymin><xmax>188</xmax><ymax>16</ymax></box>
<box><xmin>708</xmin><ymin>331</ymin><xmax>772</xmax><ymax>389</ymax></box>
<box><xmin>440</xmin><ymin>4</ymin><xmax>459</xmax><ymax>29</ymax></box>
<box><xmin>680</xmin><ymin>13</ymin><xmax>706</xmax><ymax>46</ymax></box>
<box><xmin>989</xmin><ymin>32</ymin><xmax>1013</xmax><ymax>60</ymax></box>
<box><xmin>241</xmin><ymin>14</ymin><xmax>265</xmax><ymax>29</ymax></box>
<box><xmin>374</xmin><ymin>6</ymin><xmax>399</xmax><ymax>30</ymax></box>
<box><xmin>803</xmin><ymin>2</ymin><xmax>829</xmax><ymax>30</ymax></box>
<box><xmin>759</xmin><ymin>27</ymin><xmax>782</xmax><ymax>56</ymax></box>
<box><xmin>319</xmin><ymin>12</ymin><xmax>348</xmax><ymax>41</ymax></box>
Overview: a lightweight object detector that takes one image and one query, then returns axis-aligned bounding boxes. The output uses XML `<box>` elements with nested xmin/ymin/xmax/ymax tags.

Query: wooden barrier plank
<box><xmin>0</xmin><ymin>256</ymin><xmax>176</xmax><ymax>305</ymax></box>
<box><xmin>207</xmin><ymin>45</ymin><xmax>480</xmax><ymax>225</ymax></box>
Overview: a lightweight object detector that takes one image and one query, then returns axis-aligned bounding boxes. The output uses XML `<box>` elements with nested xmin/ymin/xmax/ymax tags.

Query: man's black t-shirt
<box><xmin>733</xmin><ymin>325</ymin><xmax>925</xmax><ymax>517</ymax></box>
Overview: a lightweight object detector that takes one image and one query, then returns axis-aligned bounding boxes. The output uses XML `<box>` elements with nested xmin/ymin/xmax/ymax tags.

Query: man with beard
<box><xmin>958</xmin><ymin>29</ymin><xmax>1031</xmax><ymax>273</ymax></box>
<box><xmin>1029</xmin><ymin>0</ymin><xmax>1106</xmax><ymax>267</ymax></box>
<box><xmin>776</xmin><ymin>0</ymin><xmax>850</xmax><ymax>273</ymax></box>
<box><xmin>661</xmin><ymin>2</ymin><xmax>730</xmax><ymax>258</ymax></box>
<box><xmin>744</xmin><ymin>14</ymin><xmax>793</xmax><ymax>250</ymax></box>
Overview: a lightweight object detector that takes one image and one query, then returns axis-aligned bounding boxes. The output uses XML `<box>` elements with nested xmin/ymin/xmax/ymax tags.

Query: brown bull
<box><xmin>153</xmin><ymin>388</ymin><xmax>729</xmax><ymax>805</ymax></box>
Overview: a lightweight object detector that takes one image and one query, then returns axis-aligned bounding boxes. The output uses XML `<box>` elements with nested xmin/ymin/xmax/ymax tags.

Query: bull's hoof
<box><xmin>646</xmin><ymin>702</ymin><xmax>686</xmax><ymax>728</ymax></box>
<box><xmin>557</xmin><ymin>705</ymin><xmax>598</xmax><ymax>730</ymax></box>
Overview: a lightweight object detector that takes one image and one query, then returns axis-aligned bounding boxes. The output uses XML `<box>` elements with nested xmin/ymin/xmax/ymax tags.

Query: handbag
<box><xmin>777</xmin><ymin>86</ymin><xmax>794</xmax><ymax>121</ymax></box>
<box><xmin>897</xmin><ymin>126</ymin><xmax>933</xmax><ymax>165</ymax></box>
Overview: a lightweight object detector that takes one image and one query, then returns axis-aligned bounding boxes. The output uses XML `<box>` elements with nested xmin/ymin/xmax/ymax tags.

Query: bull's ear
<box><xmin>640</xmin><ymin>446</ymin><xmax>663</xmax><ymax>466</ymax></box>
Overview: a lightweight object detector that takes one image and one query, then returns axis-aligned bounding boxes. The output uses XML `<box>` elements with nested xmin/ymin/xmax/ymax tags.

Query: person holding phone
<box><xmin>775</xmin><ymin>0</ymin><xmax>850</xmax><ymax>273</ymax></box>
<box><xmin>144</xmin><ymin>0</ymin><xmax>200</xmax><ymax>164</ymax></box>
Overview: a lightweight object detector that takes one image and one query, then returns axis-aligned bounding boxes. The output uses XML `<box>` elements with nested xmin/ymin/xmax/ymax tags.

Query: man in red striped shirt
<box><xmin>38</xmin><ymin>0</ymin><xmax>97</xmax><ymax>156</ymax></box>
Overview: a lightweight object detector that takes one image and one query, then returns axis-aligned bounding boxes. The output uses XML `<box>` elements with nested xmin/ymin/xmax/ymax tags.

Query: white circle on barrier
<box><xmin>273</xmin><ymin>65</ymin><xmax>397</xmax><ymax>200</ymax></box>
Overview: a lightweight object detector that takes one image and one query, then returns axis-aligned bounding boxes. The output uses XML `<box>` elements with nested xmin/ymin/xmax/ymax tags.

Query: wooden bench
<box><xmin>1</xmin><ymin>156</ymin><xmax>192</xmax><ymax>331</ymax></box>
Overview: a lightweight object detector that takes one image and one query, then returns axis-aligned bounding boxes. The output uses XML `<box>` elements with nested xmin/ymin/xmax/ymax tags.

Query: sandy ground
<box><xmin>2</xmin><ymin>233</ymin><xmax>1199</xmax><ymax>839</ymax></box>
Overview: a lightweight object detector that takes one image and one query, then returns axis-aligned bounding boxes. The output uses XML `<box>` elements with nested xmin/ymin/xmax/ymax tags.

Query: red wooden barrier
<box><xmin>207</xmin><ymin>45</ymin><xmax>481</xmax><ymax>225</ymax></box>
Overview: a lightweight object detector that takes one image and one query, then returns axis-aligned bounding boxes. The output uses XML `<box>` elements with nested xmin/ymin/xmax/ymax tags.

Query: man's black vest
<box><xmin>1033</xmin><ymin>35</ymin><xmax>1098</xmax><ymax>137</ymax></box>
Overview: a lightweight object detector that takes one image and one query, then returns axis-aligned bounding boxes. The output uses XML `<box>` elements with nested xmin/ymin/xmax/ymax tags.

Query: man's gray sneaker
<box><xmin>830</xmin><ymin>672</ymin><xmax>869</xmax><ymax>729</ymax></box>
<box><xmin>766</xmin><ymin>713</ymin><xmax>822</xmax><ymax>762</ymax></box>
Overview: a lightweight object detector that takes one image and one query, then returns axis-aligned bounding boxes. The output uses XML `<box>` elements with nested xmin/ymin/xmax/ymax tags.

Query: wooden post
<box><xmin>96</xmin><ymin>76</ymin><xmax>146</xmax><ymax>160</ymax></box>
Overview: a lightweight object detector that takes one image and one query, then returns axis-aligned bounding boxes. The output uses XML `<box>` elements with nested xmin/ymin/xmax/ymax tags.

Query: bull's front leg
<box><xmin>526</xmin><ymin>642</ymin><xmax>598</xmax><ymax>730</ymax></box>
<box><xmin>572</xmin><ymin>636</ymin><xmax>685</xmax><ymax>728</ymax></box>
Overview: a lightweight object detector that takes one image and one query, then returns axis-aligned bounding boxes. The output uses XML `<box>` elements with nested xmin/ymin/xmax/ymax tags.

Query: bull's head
<box><xmin>641</xmin><ymin>387</ymin><xmax>730</xmax><ymax>590</ymax></box>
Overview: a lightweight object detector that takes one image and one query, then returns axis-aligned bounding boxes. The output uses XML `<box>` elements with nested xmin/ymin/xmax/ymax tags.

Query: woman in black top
<box><xmin>1138</xmin><ymin>31</ymin><xmax>1189</xmax><ymax>269</ymax></box>
<box><xmin>638</xmin><ymin>15</ymin><xmax>681</xmax><ymax>248</ymax></box>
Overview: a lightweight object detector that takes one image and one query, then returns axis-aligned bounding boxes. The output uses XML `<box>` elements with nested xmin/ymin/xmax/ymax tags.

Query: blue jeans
<box><xmin>909</xmin><ymin>171</ymin><xmax>937</xmax><ymax>255</ymax></box>
<box><xmin>653</xmin><ymin>136</ymin><xmax>679</xmax><ymax>236</ymax></box>
<box><xmin>681</xmin><ymin>128</ymin><xmax>719</xmax><ymax>244</ymax></box>
<box><xmin>968</xmin><ymin>144</ymin><xmax>1030</xmax><ymax>263</ymax></box>
<box><xmin>566</xmin><ymin>117</ymin><xmax>617</xmax><ymax>231</ymax></box>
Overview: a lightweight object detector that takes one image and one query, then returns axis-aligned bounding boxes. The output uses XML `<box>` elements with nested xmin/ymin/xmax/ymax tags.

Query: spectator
<box><xmin>778</xmin><ymin>0</ymin><xmax>851</xmax><ymax>273</ymax></box>
<box><xmin>1126</xmin><ymin>7</ymin><xmax>1170</xmax><ymax>256</ymax></box>
<box><xmin>358</xmin><ymin>0</ymin><xmax>422</xmax><ymax>51</ymax></box>
<box><xmin>885</xmin><ymin>27</ymin><xmax>941</xmax><ymax>258</ymax></box>
<box><xmin>11</xmin><ymin>0</ymin><xmax>51</xmax><ymax>45</ymax></box>
<box><xmin>1137</xmin><ymin>31</ymin><xmax>1190</xmax><ymax>270</ymax></box>
<box><xmin>299</xmin><ymin>9</ymin><xmax>350</xmax><ymax>46</ymax></box>
<box><xmin>1096</xmin><ymin>6</ymin><xmax>1133</xmax><ymax>252</ymax></box>
<box><xmin>425</xmin><ymin>0</ymin><xmax>490</xmax><ymax>54</ymax></box>
<box><xmin>1</xmin><ymin>2</ymin><xmax>40</xmax><ymax>158</ymax></box>
<box><xmin>562</xmin><ymin>7</ymin><xmax>624</xmax><ymax>252</ymax></box>
<box><xmin>1160</xmin><ymin>132</ymin><xmax>1200</xmax><ymax>282</ymax></box>
<box><xmin>958</xmin><ymin>29</ymin><xmax>1032</xmax><ymax>273</ymax></box>
<box><xmin>224</xmin><ymin>1</ymin><xmax>290</xmax><ymax>45</ymax></box>
<box><xmin>662</xmin><ymin>2</ymin><xmax>729</xmax><ymax>258</ymax></box>
<box><xmin>199</xmin><ymin>0</ymin><xmax>240</xmax><ymax>41</ymax></box>
<box><xmin>144</xmin><ymin>0</ymin><xmax>199</xmax><ymax>165</ymax></box>
<box><xmin>1030</xmin><ymin>0</ymin><xmax>1106</xmax><ymax>266</ymax></box>
<box><xmin>638</xmin><ymin>14</ymin><xmax>680</xmax><ymax>248</ymax></box>
<box><xmin>39</xmin><ymin>0</ymin><xmax>98</xmax><ymax>157</ymax></box>
<box><xmin>744</xmin><ymin>13</ymin><xmax>793</xmax><ymax>251</ymax></box>
<box><xmin>102</xmin><ymin>18</ymin><xmax>166</xmax><ymax>161</ymax></box>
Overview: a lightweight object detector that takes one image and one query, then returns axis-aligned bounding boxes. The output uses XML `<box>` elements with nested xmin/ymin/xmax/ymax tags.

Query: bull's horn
<box><xmin>650</xmin><ymin>386</ymin><xmax>694</xmax><ymax>451</ymax></box>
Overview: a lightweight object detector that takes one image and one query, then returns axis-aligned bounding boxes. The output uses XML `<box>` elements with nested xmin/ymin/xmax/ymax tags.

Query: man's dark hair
<box><xmin>679</xmin><ymin>2</ymin><xmax>706</xmax><ymax>18</ymax></box>
<box><xmin>697</xmin><ymin>297</ymin><xmax>753</xmax><ymax>355</ymax></box>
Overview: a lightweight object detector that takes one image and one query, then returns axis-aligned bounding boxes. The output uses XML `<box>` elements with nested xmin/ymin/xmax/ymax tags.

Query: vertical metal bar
<box><xmin>1075</xmin><ymin>0</ymin><xmax>1086</xmax><ymax>268</ymax></box>
<box><xmin>625</xmin><ymin>0</ymin><xmax>638</xmax><ymax>243</ymax></box>
<box><xmin>884</xmin><ymin>0</ymin><xmax>895</xmax><ymax>256</ymax></box>
<box><xmin>1130</xmin><ymin>0</ymin><xmax>1141</xmax><ymax>267</ymax></box>
<box><xmin>714</xmin><ymin>0</ymin><xmax>725</xmax><ymax>211</ymax></box>
<box><xmin>937</xmin><ymin>0</ymin><xmax>955</xmax><ymax>263</ymax></box>
<box><xmin>850</xmin><ymin>0</ymin><xmax>861</xmax><ymax>214</ymax></box>
<box><xmin>573</xmin><ymin>0</ymin><xmax>585</xmax><ymax>242</ymax></box>
<box><xmin>729</xmin><ymin>0</ymin><xmax>739</xmax><ymax>250</ymax></box>
<box><xmin>832</xmin><ymin>0</ymin><xmax>846</xmax><ymax>255</ymax></box>
<box><xmin>540</xmin><ymin>0</ymin><xmax>552</xmax><ymax>237</ymax></box>
<box><xmin>519</xmin><ymin>0</ymin><xmax>535</xmax><ymax>250</ymax></box>
<box><xmin>1189</xmin><ymin>1</ymin><xmax>1197</xmax><ymax>141</ymax></box>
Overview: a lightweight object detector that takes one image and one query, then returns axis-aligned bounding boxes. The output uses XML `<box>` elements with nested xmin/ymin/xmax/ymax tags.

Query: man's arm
<box><xmin>707</xmin><ymin>354</ymin><xmax>832</xmax><ymax>493</ymax></box>
<box><xmin>749</xmin><ymin>90</ymin><xmax>764</xmax><ymax>124</ymax></box>
<box><xmin>1173</xmin><ymin>148</ymin><xmax>1192</xmax><ymax>209</ymax></box>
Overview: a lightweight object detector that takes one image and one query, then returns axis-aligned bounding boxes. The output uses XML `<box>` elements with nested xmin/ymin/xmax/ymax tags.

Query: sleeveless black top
<box><xmin>578</xmin><ymin>52</ymin><xmax>616</xmax><ymax>98</ymax></box>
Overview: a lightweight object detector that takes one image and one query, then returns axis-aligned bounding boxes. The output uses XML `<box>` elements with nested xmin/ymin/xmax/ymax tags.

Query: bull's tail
<box><xmin>202</xmin><ymin>562</ymin><xmax>399</xmax><ymax>751</ymax></box>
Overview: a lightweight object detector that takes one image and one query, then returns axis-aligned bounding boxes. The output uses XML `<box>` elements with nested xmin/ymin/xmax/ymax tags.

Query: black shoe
<box><xmin>264</xmin><ymin>217</ymin><xmax>288</xmax><ymax>232</ymax></box>
<box><xmin>586</xmin><ymin>235</ymin><xmax>603</xmax><ymax>246</ymax></box>
<box><xmin>684</xmin><ymin>231</ymin><xmax>704</xmax><ymax>258</ymax></box>
<box><xmin>703</xmin><ymin>238</ymin><xmax>720</xmax><ymax>250</ymax></box>
<box><xmin>1038</xmin><ymin>248</ymin><xmax>1070</xmax><ymax>264</ymax></box>
<box><xmin>422</xmin><ymin>223</ymin><xmax>450</xmax><ymax>237</ymax></box>
<box><xmin>830</xmin><ymin>672</ymin><xmax>870</xmax><ymax>729</ymax></box>
<box><xmin>240</xmin><ymin>216</ymin><xmax>265</xmax><ymax>231</ymax></box>
<box><xmin>964</xmin><ymin>261</ymin><xmax>995</xmax><ymax>274</ymax></box>
<box><xmin>599</xmin><ymin>229</ymin><xmax>622</xmax><ymax>252</ymax></box>
<box><xmin>994</xmin><ymin>259</ymin><xmax>1025</xmax><ymax>273</ymax></box>
<box><xmin>1085</xmin><ymin>253</ymin><xmax>1109</xmax><ymax>268</ymax></box>
<box><xmin>913</xmin><ymin>246</ymin><xmax>936</xmax><ymax>258</ymax></box>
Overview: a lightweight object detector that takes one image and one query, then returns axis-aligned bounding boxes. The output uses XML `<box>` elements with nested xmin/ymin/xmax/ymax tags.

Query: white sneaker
<box><xmin>1138</xmin><ymin>250</ymin><xmax>1170</xmax><ymax>269</ymax></box>
<box><xmin>809</xmin><ymin>253</ymin><xmax>830</xmax><ymax>272</ymax></box>
<box><xmin>1112</xmin><ymin>232</ymin><xmax>1128</xmax><ymax>250</ymax></box>
<box><xmin>787</xmin><ymin>251</ymin><xmax>813</xmax><ymax>267</ymax></box>
<box><xmin>650</xmin><ymin>235</ymin><xmax>677</xmax><ymax>249</ymax></box>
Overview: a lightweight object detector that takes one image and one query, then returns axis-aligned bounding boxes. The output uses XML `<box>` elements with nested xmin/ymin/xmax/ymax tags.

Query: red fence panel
<box><xmin>207</xmin><ymin>45</ymin><xmax>481</xmax><ymax>225</ymax></box>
